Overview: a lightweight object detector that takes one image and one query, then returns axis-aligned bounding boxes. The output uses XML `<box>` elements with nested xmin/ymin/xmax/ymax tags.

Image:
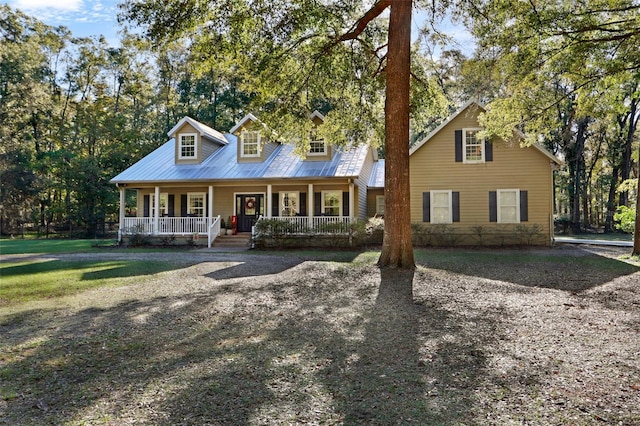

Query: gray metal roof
<box><xmin>111</xmin><ymin>134</ymin><xmax>371</xmax><ymax>184</ymax></box>
<box><xmin>368</xmin><ymin>159</ymin><xmax>385</xmax><ymax>188</ymax></box>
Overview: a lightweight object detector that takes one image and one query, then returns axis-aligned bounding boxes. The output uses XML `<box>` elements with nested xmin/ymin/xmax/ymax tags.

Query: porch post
<box><xmin>308</xmin><ymin>184</ymin><xmax>314</xmax><ymax>218</ymax></box>
<box><xmin>267</xmin><ymin>184</ymin><xmax>272</xmax><ymax>218</ymax></box>
<box><xmin>118</xmin><ymin>185</ymin><xmax>125</xmax><ymax>243</ymax></box>
<box><xmin>208</xmin><ymin>185</ymin><xmax>214</xmax><ymax>222</ymax></box>
<box><xmin>153</xmin><ymin>186</ymin><xmax>160</xmax><ymax>235</ymax></box>
<box><xmin>349</xmin><ymin>181</ymin><xmax>355</xmax><ymax>218</ymax></box>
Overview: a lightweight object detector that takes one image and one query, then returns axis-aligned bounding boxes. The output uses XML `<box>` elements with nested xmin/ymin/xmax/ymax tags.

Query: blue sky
<box><xmin>5</xmin><ymin>0</ymin><xmax>474</xmax><ymax>53</ymax></box>
<box><xmin>6</xmin><ymin>0</ymin><xmax>122</xmax><ymax>45</ymax></box>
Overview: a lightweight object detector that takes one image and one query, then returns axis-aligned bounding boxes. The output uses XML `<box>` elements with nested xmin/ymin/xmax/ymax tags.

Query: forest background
<box><xmin>0</xmin><ymin>2</ymin><xmax>638</xmax><ymax>243</ymax></box>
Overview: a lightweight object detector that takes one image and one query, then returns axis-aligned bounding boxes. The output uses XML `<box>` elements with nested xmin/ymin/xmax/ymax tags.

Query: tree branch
<box><xmin>339</xmin><ymin>0</ymin><xmax>391</xmax><ymax>42</ymax></box>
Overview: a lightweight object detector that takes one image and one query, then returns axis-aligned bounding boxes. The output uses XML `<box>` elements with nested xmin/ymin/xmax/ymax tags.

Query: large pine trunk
<box><xmin>377</xmin><ymin>0</ymin><xmax>415</xmax><ymax>269</ymax></box>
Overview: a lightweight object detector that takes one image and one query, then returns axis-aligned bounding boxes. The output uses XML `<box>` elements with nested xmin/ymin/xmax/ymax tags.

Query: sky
<box><xmin>5</xmin><ymin>0</ymin><xmax>474</xmax><ymax>54</ymax></box>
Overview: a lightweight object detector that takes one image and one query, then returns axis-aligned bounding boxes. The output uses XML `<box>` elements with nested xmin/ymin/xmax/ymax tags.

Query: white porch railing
<box><xmin>254</xmin><ymin>216</ymin><xmax>357</xmax><ymax>235</ymax></box>
<box><xmin>121</xmin><ymin>217</ymin><xmax>213</xmax><ymax>235</ymax></box>
<box><xmin>208</xmin><ymin>215</ymin><xmax>222</xmax><ymax>248</ymax></box>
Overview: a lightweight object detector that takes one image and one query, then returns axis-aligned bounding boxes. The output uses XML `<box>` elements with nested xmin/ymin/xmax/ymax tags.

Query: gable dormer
<box><xmin>306</xmin><ymin>110</ymin><xmax>332</xmax><ymax>161</ymax></box>
<box><xmin>230</xmin><ymin>114</ymin><xmax>278</xmax><ymax>163</ymax></box>
<box><xmin>168</xmin><ymin>116</ymin><xmax>228</xmax><ymax>165</ymax></box>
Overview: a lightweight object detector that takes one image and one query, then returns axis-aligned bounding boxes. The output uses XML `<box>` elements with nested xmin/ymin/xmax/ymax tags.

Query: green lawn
<box><xmin>0</xmin><ymin>259</ymin><xmax>185</xmax><ymax>305</ymax></box>
<box><xmin>0</xmin><ymin>238</ymin><xmax>117</xmax><ymax>255</ymax></box>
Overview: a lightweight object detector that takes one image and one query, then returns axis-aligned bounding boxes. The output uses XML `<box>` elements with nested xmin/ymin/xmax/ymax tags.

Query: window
<box><xmin>497</xmin><ymin>189</ymin><xmax>520</xmax><ymax>223</ymax></box>
<box><xmin>431</xmin><ymin>191</ymin><xmax>452</xmax><ymax>224</ymax></box>
<box><xmin>187</xmin><ymin>193</ymin><xmax>205</xmax><ymax>217</ymax></box>
<box><xmin>241</xmin><ymin>130</ymin><xmax>260</xmax><ymax>157</ymax></box>
<box><xmin>376</xmin><ymin>195</ymin><xmax>385</xmax><ymax>215</ymax></box>
<box><xmin>280</xmin><ymin>192</ymin><xmax>299</xmax><ymax>217</ymax></box>
<box><xmin>179</xmin><ymin>134</ymin><xmax>197</xmax><ymax>159</ymax></box>
<box><xmin>309</xmin><ymin>128</ymin><xmax>327</xmax><ymax>155</ymax></box>
<box><xmin>150</xmin><ymin>193</ymin><xmax>168</xmax><ymax>217</ymax></box>
<box><xmin>322</xmin><ymin>191</ymin><xmax>341</xmax><ymax>216</ymax></box>
<box><xmin>463</xmin><ymin>128</ymin><xmax>484</xmax><ymax>163</ymax></box>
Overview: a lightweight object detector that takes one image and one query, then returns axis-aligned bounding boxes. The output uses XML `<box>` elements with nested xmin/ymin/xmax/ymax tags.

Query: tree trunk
<box><xmin>634</xmin><ymin>142</ymin><xmax>640</xmax><ymax>256</ymax></box>
<box><xmin>604</xmin><ymin>166</ymin><xmax>619</xmax><ymax>233</ymax></box>
<box><xmin>377</xmin><ymin>0</ymin><xmax>415</xmax><ymax>269</ymax></box>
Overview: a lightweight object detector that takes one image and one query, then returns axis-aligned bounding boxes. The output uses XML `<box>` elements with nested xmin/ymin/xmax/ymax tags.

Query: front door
<box><xmin>236</xmin><ymin>194</ymin><xmax>264</xmax><ymax>232</ymax></box>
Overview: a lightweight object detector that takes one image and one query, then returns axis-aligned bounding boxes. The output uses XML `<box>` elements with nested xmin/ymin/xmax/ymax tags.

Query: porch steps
<box><xmin>212</xmin><ymin>233</ymin><xmax>252</xmax><ymax>249</ymax></box>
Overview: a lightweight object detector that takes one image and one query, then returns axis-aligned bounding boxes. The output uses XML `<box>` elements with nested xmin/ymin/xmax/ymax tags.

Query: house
<box><xmin>111</xmin><ymin>101</ymin><xmax>560</xmax><ymax>247</ymax></box>
<box><xmin>110</xmin><ymin>111</ymin><xmax>380</xmax><ymax>247</ymax></box>
<box><xmin>407</xmin><ymin>100</ymin><xmax>561</xmax><ymax>245</ymax></box>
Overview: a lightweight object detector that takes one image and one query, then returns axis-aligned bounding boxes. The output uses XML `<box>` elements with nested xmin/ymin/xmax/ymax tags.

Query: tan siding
<box><xmin>367</xmin><ymin>189</ymin><xmax>384</xmax><ymax>217</ymax></box>
<box><xmin>409</xmin><ymin>105</ymin><xmax>555</xmax><ymax>245</ymax></box>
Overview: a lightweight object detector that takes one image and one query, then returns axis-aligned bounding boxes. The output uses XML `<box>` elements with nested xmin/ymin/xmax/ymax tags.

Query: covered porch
<box><xmin>115</xmin><ymin>181</ymin><xmax>359</xmax><ymax>247</ymax></box>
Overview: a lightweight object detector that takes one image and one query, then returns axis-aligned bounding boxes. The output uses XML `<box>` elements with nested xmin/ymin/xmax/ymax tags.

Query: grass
<box><xmin>0</xmin><ymin>259</ymin><xmax>185</xmax><ymax>305</ymax></box>
<box><xmin>0</xmin><ymin>238</ymin><xmax>117</xmax><ymax>255</ymax></box>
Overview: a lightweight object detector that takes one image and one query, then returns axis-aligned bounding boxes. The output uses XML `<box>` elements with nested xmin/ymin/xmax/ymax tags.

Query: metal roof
<box><xmin>368</xmin><ymin>159</ymin><xmax>385</xmax><ymax>188</ymax></box>
<box><xmin>111</xmin><ymin>134</ymin><xmax>371</xmax><ymax>184</ymax></box>
<box><xmin>167</xmin><ymin>116</ymin><xmax>228</xmax><ymax>145</ymax></box>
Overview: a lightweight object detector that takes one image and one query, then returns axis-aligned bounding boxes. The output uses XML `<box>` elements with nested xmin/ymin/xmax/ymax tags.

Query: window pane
<box><xmin>188</xmin><ymin>194</ymin><xmax>205</xmax><ymax>217</ymax></box>
<box><xmin>465</xmin><ymin>130</ymin><xmax>483</xmax><ymax>162</ymax></box>
<box><xmin>310</xmin><ymin>140</ymin><xmax>326</xmax><ymax>154</ymax></box>
<box><xmin>498</xmin><ymin>190</ymin><xmax>518</xmax><ymax>222</ymax></box>
<box><xmin>433</xmin><ymin>192</ymin><xmax>449</xmax><ymax>207</ymax></box>
<box><xmin>281</xmin><ymin>192</ymin><xmax>299</xmax><ymax>216</ymax></box>
<box><xmin>500</xmin><ymin>206</ymin><xmax>518</xmax><ymax>222</ymax></box>
<box><xmin>323</xmin><ymin>192</ymin><xmax>340</xmax><ymax>216</ymax></box>
<box><xmin>181</xmin><ymin>135</ymin><xmax>196</xmax><ymax>158</ymax></box>
<box><xmin>242</xmin><ymin>131</ymin><xmax>259</xmax><ymax>156</ymax></box>
<box><xmin>431</xmin><ymin>191</ymin><xmax>451</xmax><ymax>224</ymax></box>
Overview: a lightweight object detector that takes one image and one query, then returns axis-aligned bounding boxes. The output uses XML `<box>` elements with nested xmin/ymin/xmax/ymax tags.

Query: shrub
<box><xmin>614</xmin><ymin>206</ymin><xmax>636</xmax><ymax>234</ymax></box>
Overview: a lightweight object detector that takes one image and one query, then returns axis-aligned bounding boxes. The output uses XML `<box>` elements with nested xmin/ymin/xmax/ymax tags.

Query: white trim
<box><xmin>168</xmin><ymin>116</ymin><xmax>227</xmax><ymax>145</ymax></box>
<box><xmin>431</xmin><ymin>190</ymin><xmax>453</xmax><ymax>224</ymax></box>
<box><xmin>308</xmin><ymin>139</ymin><xmax>328</xmax><ymax>156</ymax></box>
<box><xmin>229</xmin><ymin>113</ymin><xmax>258</xmax><ymax>134</ymax></box>
<box><xmin>240</xmin><ymin>130</ymin><xmax>261</xmax><ymax>158</ymax></box>
<box><xmin>187</xmin><ymin>192</ymin><xmax>206</xmax><ymax>217</ymax></box>
<box><xmin>462</xmin><ymin>128</ymin><xmax>485</xmax><ymax>164</ymax></box>
<box><xmin>497</xmin><ymin>189</ymin><xmax>520</xmax><ymax>223</ymax></box>
<box><xmin>178</xmin><ymin>133</ymin><xmax>198</xmax><ymax>159</ymax></box>
<box><xmin>310</xmin><ymin>110</ymin><xmax>325</xmax><ymax>122</ymax></box>
<box><xmin>321</xmin><ymin>190</ymin><xmax>342</xmax><ymax>216</ymax></box>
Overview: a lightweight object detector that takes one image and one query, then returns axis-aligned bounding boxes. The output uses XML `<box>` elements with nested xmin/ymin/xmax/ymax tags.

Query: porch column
<box><xmin>267</xmin><ymin>184</ymin><xmax>272</xmax><ymax>218</ymax></box>
<box><xmin>308</xmin><ymin>184</ymin><xmax>314</xmax><ymax>218</ymax></box>
<box><xmin>349</xmin><ymin>182</ymin><xmax>355</xmax><ymax>218</ymax></box>
<box><xmin>153</xmin><ymin>186</ymin><xmax>160</xmax><ymax>235</ymax></box>
<box><xmin>208</xmin><ymin>185</ymin><xmax>214</xmax><ymax>222</ymax></box>
<box><xmin>118</xmin><ymin>186</ymin><xmax>125</xmax><ymax>242</ymax></box>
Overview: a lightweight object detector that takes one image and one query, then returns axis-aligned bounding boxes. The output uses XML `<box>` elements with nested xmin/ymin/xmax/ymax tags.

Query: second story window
<box><xmin>309</xmin><ymin>128</ymin><xmax>327</xmax><ymax>156</ymax></box>
<box><xmin>241</xmin><ymin>130</ymin><xmax>260</xmax><ymax>157</ymax></box>
<box><xmin>463</xmin><ymin>129</ymin><xmax>484</xmax><ymax>163</ymax></box>
<box><xmin>179</xmin><ymin>134</ymin><xmax>197</xmax><ymax>159</ymax></box>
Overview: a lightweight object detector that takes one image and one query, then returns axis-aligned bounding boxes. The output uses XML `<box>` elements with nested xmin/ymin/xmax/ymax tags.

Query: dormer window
<box><xmin>179</xmin><ymin>133</ymin><xmax>197</xmax><ymax>159</ymax></box>
<box><xmin>241</xmin><ymin>130</ymin><xmax>260</xmax><ymax>158</ymax></box>
<box><xmin>309</xmin><ymin>129</ymin><xmax>327</xmax><ymax>156</ymax></box>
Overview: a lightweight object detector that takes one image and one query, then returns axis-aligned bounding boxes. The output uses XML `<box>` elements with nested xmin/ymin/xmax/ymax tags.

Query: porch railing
<box><xmin>254</xmin><ymin>216</ymin><xmax>357</xmax><ymax>235</ymax></box>
<box><xmin>121</xmin><ymin>217</ymin><xmax>212</xmax><ymax>235</ymax></box>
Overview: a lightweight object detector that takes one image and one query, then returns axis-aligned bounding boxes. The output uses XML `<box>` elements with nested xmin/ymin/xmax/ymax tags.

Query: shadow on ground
<box><xmin>0</xmin><ymin>263</ymin><xmax>505</xmax><ymax>425</ymax></box>
<box><xmin>415</xmin><ymin>246</ymin><xmax>639</xmax><ymax>291</ymax></box>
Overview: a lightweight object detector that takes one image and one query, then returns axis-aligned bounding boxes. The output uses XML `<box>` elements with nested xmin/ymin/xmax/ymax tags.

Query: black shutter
<box><xmin>485</xmin><ymin>140</ymin><xmax>493</xmax><ymax>161</ymax></box>
<box><xmin>168</xmin><ymin>194</ymin><xmax>175</xmax><ymax>217</ymax></box>
<box><xmin>455</xmin><ymin>130</ymin><xmax>463</xmax><ymax>162</ymax></box>
<box><xmin>342</xmin><ymin>192</ymin><xmax>349</xmax><ymax>217</ymax></box>
<box><xmin>422</xmin><ymin>192</ymin><xmax>430</xmax><ymax>222</ymax></box>
<box><xmin>520</xmin><ymin>190</ymin><xmax>528</xmax><ymax>222</ymax></box>
<box><xmin>299</xmin><ymin>193</ymin><xmax>307</xmax><ymax>216</ymax></box>
<box><xmin>314</xmin><ymin>193</ymin><xmax>322</xmax><ymax>216</ymax></box>
<box><xmin>452</xmin><ymin>192</ymin><xmax>460</xmax><ymax>222</ymax></box>
<box><xmin>489</xmin><ymin>191</ymin><xmax>497</xmax><ymax>222</ymax></box>
<box><xmin>143</xmin><ymin>195</ymin><xmax>150</xmax><ymax>217</ymax></box>
<box><xmin>272</xmin><ymin>193</ymin><xmax>279</xmax><ymax>217</ymax></box>
<box><xmin>181</xmin><ymin>194</ymin><xmax>188</xmax><ymax>217</ymax></box>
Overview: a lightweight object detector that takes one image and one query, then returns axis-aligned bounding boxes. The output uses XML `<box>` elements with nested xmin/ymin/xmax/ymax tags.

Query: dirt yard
<box><xmin>1</xmin><ymin>245</ymin><xmax>639</xmax><ymax>425</ymax></box>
